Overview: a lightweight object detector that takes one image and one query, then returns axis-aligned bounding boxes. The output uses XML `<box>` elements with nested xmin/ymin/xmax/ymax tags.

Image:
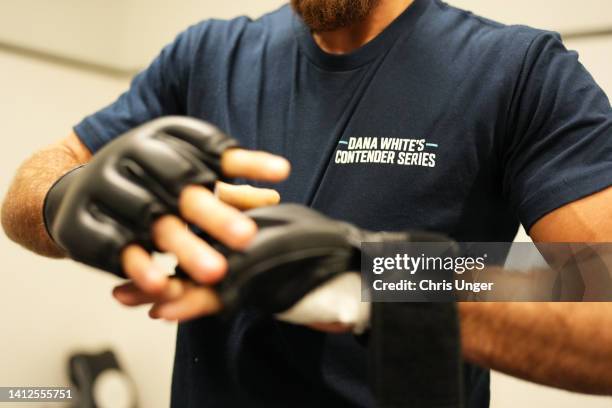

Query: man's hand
<box><xmin>10</xmin><ymin>117</ymin><xmax>289</xmax><ymax>321</ymax></box>
<box><xmin>114</xmin><ymin>145</ymin><xmax>289</xmax><ymax>289</ymax></box>
<box><xmin>45</xmin><ymin>118</ymin><xmax>290</xmax><ymax>278</ymax></box>
<box><xmin>113</xmin><ymin>179</ymin><xmax>285</xmax><ymax>321</ymax></box>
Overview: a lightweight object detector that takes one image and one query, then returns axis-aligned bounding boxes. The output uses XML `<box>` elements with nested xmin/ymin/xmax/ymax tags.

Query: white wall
<box><xmin>0</xmin><ymin>0</ymin><xmax>611</xmax><ymax>72</ymax></box>
<box><xmin>452</xmin><ymin>0</ymin><xmax>612</xmax><ymax>33</ymax></box>
<box><xmin>0</xmin><ymin>0</ymin><xmax>286</xmax><ymax>72</ymax></box>
<box><xmin>0</xmin><ymin>49</ymin><xmax>171</xmax><ymax>408</ymax></box>
<box><xmin>1</xmin><ymin>1</ymin><xmax>611</xmax><ymax>408</ymax></box>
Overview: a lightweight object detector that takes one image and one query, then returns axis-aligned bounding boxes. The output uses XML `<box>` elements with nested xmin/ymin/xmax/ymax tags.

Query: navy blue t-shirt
<box><xmin>75</xmin><ymin>0</ymin><xmax>612</xmax><ymax>406</ymax></box>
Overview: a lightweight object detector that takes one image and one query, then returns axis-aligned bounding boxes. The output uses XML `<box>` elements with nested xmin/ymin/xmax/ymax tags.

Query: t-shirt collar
<box><xmin>292</xmin><ymin>0</ymin><xmax>429</xmax><ymax>71</ymax></box>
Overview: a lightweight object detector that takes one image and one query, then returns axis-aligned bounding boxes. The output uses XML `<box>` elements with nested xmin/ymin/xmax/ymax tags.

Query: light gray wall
<box><xmin>0</xmin><ymin>0</ymin><xmax>610</xmax><ymax>72</ymax></box>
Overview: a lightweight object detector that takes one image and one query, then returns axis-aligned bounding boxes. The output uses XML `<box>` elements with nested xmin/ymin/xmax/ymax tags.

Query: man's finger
<box><xmin>179</xmin><ymin>185</ymin><xmax>257</xmax><ymax>250</ymax></box>
<box><xmin>152</xmin><ymin>215</ymin><xmax>227</xmax><ymax>283</ymax></box>
<box><xmin>215</xmin><ymin>182</ymin><xmax>281</xmax><ymax>210</ymax></box>
<box><xmin>221</xmin><ymin>149</ymin><xmax>290</xmax><ymax>182</ymax></box>
<box><xmin>112</xmin><ymin>279</ymin><xmax>185</xmax><ymax>306</ymax></box>
<box><xmin>149</xmin><ymin>286</ymin><xmax>222</xmax><ymax>321</ymax></box>
<box><xmin>121</xmin><ymin>245</ymin><xmax>168</xmax><ymax>294</ymax></box>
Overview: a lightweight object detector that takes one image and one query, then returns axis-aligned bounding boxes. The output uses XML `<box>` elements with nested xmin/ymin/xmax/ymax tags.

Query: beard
<box><xmin>291</xmin><ymin>0</ymin><xmax>380</xmax><ymax>32</ymax></box>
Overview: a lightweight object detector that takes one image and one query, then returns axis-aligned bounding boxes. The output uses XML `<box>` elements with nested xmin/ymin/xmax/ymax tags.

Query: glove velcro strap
<box><xmin>43</xmin><ymin>165</ymin><xmax>87</xmax><ymax>245</ymax></box>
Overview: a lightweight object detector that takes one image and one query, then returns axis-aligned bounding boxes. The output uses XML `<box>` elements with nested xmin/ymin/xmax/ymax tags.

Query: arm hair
<box><xmin>1</xmin><ymin>133</ymin><xmax>91</xmax><ymax>257</ymax></box>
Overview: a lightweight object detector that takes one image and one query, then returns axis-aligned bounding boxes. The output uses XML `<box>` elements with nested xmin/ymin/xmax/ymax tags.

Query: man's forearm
<box><xmin>460</xmin><ymin>302</ymin><xmax>612</xmax><ymax>395</ymax></box>
<box><xmin>2</xmin><ymin>143</ymin><xmax>83</xmax><ymax>257</ymax></box>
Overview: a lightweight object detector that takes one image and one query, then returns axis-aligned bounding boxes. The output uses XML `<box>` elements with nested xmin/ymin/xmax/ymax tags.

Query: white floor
<box><xmin>1</xmin><ymin>39</ymin><xmax>611</xmax><ymax>407</ymax></box>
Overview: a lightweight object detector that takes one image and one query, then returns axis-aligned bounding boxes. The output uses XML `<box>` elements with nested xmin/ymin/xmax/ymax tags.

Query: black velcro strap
<box><xmin>370</xmin><ymin>302</ymin><xmax>464</xmax><ymax>408</ymax></box>
<box><xmin>43</xmin><ymin>165</ymin><xmax>86</xmax><ymax>244</ymax></box>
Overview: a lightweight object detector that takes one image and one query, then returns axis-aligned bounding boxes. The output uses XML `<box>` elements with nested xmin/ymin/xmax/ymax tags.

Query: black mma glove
<box><xmin>199</xmin><ymin>204</ymin><xmax>464</xmax><ymax>408</ymax></box>
<box><xmin>188</xmin><ymin>204</ymin><xmax>455</xmax><ymax>315</ymax></box>
<box><xmin>43</xmin><ymin>116</ymin><xmax>237</xmax><ymax>276</ymax></box>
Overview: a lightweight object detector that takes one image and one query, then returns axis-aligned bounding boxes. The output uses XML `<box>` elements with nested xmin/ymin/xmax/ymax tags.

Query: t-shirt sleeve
<box><xmin>74</xmin><ymin>23</ymin><xmax>206</xmax><ymax>153</ymax></box>
<box><xmin>503</xmin><ymin>31</ymin><xmax>612</xmax><ymax>231</ymax></box>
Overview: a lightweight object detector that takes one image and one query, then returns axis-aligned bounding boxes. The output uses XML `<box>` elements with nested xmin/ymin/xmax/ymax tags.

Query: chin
<box><xmin>291</xmin><ymin>0</ymin><xmax>378</xmax><ymax>32</ymax></box>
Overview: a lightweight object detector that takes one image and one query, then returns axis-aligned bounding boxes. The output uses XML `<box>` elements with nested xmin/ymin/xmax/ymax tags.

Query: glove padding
<box><xmin>45</xmin><ymin>116</ymin><xmax>237</xmax><ymax>276</ymax></box>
